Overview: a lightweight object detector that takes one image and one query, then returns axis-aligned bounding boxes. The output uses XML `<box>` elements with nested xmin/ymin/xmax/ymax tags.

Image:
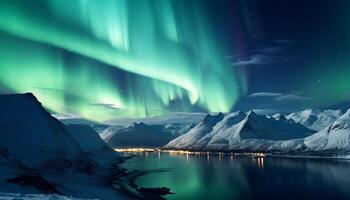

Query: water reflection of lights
<box><xmin>258</xmin><ymin>157</ymin><xmax>264</xmax><ymax>169</ymax></box>
<box><xmin>251</xmin><ymin>156</ymin><xmax>265</xmax><ymax>169</ymax></box>
<box><xmin>230</xmin><ymin>154</ymin><xmax>234</xmax><ymax>165</ymax></box>
<box><xmin>219</xmin><ymin>152</ymin><xmax>224</xmax><ymax>161</ymax></box>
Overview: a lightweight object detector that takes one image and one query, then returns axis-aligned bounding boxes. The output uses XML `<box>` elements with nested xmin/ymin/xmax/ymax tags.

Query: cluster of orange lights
<box><xmin>113</xmin><ymin>148</ymin><xmax>155</xmax><ymax>153</ymax></box>
<box><xmin>113</xmin><ymin>148</ymin><xmax>266</xmax><ymax>157</ymax></box>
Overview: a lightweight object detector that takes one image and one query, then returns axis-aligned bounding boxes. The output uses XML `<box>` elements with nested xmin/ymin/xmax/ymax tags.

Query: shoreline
<box><xmin>113</xmin><ymin>156</ymin><xmax>173</xmax><ymax>200</ymax></box>
<box><xmin>114</xmin><ymin>147</ymin><xmax>350</xmax><ymax>160</ymax></box>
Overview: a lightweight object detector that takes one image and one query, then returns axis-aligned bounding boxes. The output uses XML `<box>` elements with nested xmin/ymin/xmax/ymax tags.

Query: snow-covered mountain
<box><xmin>105</xmin><ymin>112</ymin><xmax>206</xmax><ymax>126</ymax></box>
<box><xmin>286</xmin><ymin>109</ymin><xmax>343</xmax><ymax>131</ymax></box>
<box><xmin>164</xmin><ymin>113</ymin><xmax>225</xmax><ymax>149</ymax></box>
<box><xmin>303</xmin><ymin>109</ymin><xmax>350</xmax><ymax>152</ymax></box>
<box><xmin>66</xmin><ymin>124</ymin><xmax>112</xmax><ymax>154</ymax></box>
<box><xmin>195</xmin><ymin>112</ymin><xmax>246</xmax><ymax>149</ymax></box>
<box><xmin>272</xmin><ymin>113</ymin><xmax>294</xmax><ymax>123</ymax></box>
<box><xmin>0</xmin><ymin>93</ymin><xmax>125</xmax><ymax>199</ymax></box>
<box><xmin>157</xmin><ymin>123</ymin><xmax>196</xmax><ymax>136</ymax></box>
<box><xmin>268</xmin><ymin>109</ymin><xmax>350</xmax><ymax>154</ymax></box>
<box><xmin>0</xmin><ymin>93</ymin><xmax>95</xmax><ymax>173</ymax></box>
<box><xmin>165</xmin><ymin>111</ymin><xmax>315</xmax><ymax>151</ymax></box>
<box><xmin>102</xmin><ymin>122</ymin><xmax>176</xmax><ymax>148</ymax></box>
<box><xmin>207</xmin><ymin>111</ymin><xmax>313</xmax><ymax>150</ymax></box>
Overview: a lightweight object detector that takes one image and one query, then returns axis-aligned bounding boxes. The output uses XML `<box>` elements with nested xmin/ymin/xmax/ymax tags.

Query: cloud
<box><xmin>52</xmin><ymin>112</ymin><xmax>80</xmax><ymax>120</ymax></box>
<box><xmin>231</xmin><ymin>39</ymin><xmax>293</xmax><ymax>67</ymax></box>
<box><xmin>274</xmin><ymin>94</ymin><xmax>310</xmax><ymax>101</ymax></box>
<box><xmin>248</xmin><ymin>92</ymin><xmax>310</xmax><ymax>102</ymax></box>
<box><xmin>248</xmin><ymin>92</ymin><xmax>283</xmax><ymax>98</ymax></box>
<box><xmin>234</xmin><ymin>53</ymin><xmax>290</xmax><ymax>66</ymax></box>
<box><xmin>234</xmin><ymin>54</ymin><xmax>272</xmax><ymax>66</ymax></box>
<box><xmin>89</xmin><ymin>103</ymin><xmax>125</xmax><ymax>111</ymax></box>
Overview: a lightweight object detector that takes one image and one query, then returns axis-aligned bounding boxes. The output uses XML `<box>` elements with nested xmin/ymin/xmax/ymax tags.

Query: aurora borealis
<box><xmin>1</xmin><ymin>0</ymin><xmax>350</xmax><ymax>121</ymax></box>
<box><xmin>0</xmin><ymin>0</ymin><xmax>243</xmax><ymax>121</ymax></box>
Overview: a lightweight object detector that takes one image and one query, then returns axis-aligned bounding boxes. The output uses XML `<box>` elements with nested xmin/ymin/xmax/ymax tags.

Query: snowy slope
<box><xmin>164</xmin><ymin>113</ymin><xmax>225</xmax><ymax>149</ymax></box>
<box><xmin>272</xmin><ymin>113</ymin><xmax>294</xmax><ymax>123</ymax></box>
<box><xmin>267</xmin><ymin>109</ymin><xmax>350</xmax><ymax>154</ymax></box>
<box><xmin>195</xmin><ymin>111</ymin><xmax>246</xmax><ymax>149</ymax></box>
<box><xmin>66</xmin><ymin>124</ymin><xmax>112</xmax><ymax>154</ymax></box>
<box><xmin>102</xmin><ymin>122</ymin><xmax>175</xmax><ymax>148</ymax></box>
<box><xmin>66</xmin><ymin>124</ymin><xmax>123</xmax><ymax>165</ymax></box>
<box><xmin>207</xmin><ymin>111</ymin><xmax>313</xmax><ymax>150</ymax></box>
<box><xmin>0</xmin><ymin>93</ymin><xmax>95</xmax><ymax>172</ymax></box>
<box><xmin>0</xmin><ymin>93</ymin><xmax>126</xmax><ymax>200</ymax></box>
<box><xmin>157</xmin><ymin>123</ymin><xmax>196</xmax><ymax>136</ymax></box>
<box><xmin>303</xmin><ymin>109</ymin><xmax>350</xmax><ymax>152</ymax></box>
<box><xmin>0</xmin><ymin>192</ymin><xmax>97</xmax><ymax>200</ymax></box>
<box><xmin>165</xmin><ymin>111</ymin><xmax>315</xmax><ymax>151</ymax></box>
<box><xmin>286</xmin><ymin>109</ymin><xmax>343</xmax><ymax>131</ymax></box>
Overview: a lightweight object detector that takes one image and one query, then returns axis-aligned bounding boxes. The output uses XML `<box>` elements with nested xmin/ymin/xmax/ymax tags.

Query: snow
<box><xmin>165</xmin><ymin>113</ymin><xmax>225</xmax><ymax>149</ymax></box>
<box><xmin>0</xmin><ymin>93</ymin><xmax>126</xmax><ymax>200</ymax></box>
<box><xmin>165</xmin><ymin>109</ymin><xmax>350</xmax><ymax>155</ymax></box>
<box><xmin>303</xmin><ymin>109</ymin><xmax>350</xmax><ymax>152</ymax></box>
<box><xmin>101</xmin><ymin>122</ymin><xmax>176</xmax><ymax>148</ymax></box>
<box><xmin>165</xmin><ymin>111</ymin><xmax>314</xmax><ymax>151</ymax></box>
<box><xmin>66</xmin><ymin>124</ymin><xmax>113</xmax><ymax>154</ymax></box>
<box><xmin>0</xmin><ymin>192</ymin><xmax>98</xmax><ymax>200</ymax></box>
<box><xmin>0</xmin><ymin>93</ymin><xmax>92</xmax><ymax>171</ymax></box>
<box><xmin>66</xmin><ymin>124</ymin><xmax>123</xmax><ymax>165</ymax></box>
<box><xmin>286</xmin><ymin>109</ymin><xmax>343</xmax><ymax>131</ymax></box>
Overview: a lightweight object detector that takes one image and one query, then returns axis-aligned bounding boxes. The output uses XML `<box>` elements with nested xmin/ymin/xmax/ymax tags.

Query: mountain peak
<box><xmin>246</xmin><ymin>110</ymin><xmax>258</xmax><ymax>119</ymax></box>
<box><xmin>300</xmin><ymin>108</ymin><xmax>321</xmax><ymax>116</ymax></box>
<box><xmin>203</xmin><ymin>113</ymin><xmax>224</xmax><ymax>126</ymax></box>
<box><xmin>131</xmin><ymin>122</ymin><xmax>150</xmax><ymax>129</ymax></box>
<box><xmin>236</xmin><ymin>111</ymin><xmax>246</xmax><ymax>117</ymax></box>
<box><xmin>23</xmin><ymin>92</ymin><xmax>37</xmax><ymax>99</ymax></box>
<box><xmin>273</xmin><ymin>113</ymin><xmax>287</xmax><ymax>121</ymax></box>
<box><xmin>342</xmin><ymin>109</ymin><xmax>350</xmax><ymax>118</ymax></box>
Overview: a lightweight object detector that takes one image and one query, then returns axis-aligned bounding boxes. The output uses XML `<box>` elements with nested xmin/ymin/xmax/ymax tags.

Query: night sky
<box><xmin>0</xmin><ymin>0</ymin><xmax>349</xmax><ymax>121</ymax></box>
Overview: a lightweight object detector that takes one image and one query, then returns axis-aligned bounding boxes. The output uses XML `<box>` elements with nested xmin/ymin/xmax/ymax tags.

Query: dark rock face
<box><xmin>6</xmin><ymin>172</ymin><xmax>59</xmax><ymax>194</ymax></box>
<box><xmin>138</xmin><ymin>187</ymin><xmax>174</xmax><ymax>200</ymax></box>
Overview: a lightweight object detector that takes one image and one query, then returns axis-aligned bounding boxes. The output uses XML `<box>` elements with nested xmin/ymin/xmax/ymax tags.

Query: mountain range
<box><xmin>165</xmin><ymin>111</ymin><xmax>315</xmax><ymax>151</ymax></box>
<box><xmin>165</xmin><ymin>109</ymin><xmax>350</xmax><ymax>155</ymax></box>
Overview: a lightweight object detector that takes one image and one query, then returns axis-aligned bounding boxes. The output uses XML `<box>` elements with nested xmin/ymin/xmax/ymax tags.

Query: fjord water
<box><xmin>122</xmin><ymin>152</ymin><xmax>350</xmax><ymax>200</ymax></box>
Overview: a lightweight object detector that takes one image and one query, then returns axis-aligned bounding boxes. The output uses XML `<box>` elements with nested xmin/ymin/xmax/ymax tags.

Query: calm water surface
<box><xmin>122</xmin><ymin>152</ymin><xmax>350</xmax><ymax>200</ymax></box>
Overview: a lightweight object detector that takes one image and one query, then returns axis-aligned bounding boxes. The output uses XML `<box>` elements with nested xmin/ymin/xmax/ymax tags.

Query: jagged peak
<box><xmin>299</xmin><ymin>109</ymin><xmax>314</xmax><ymax>115</ymax></box>
<box><xmin>225</xmin><ymin>111</ymin><xmax>245</xmax><ymax>118</ymax></box>
<box><xmin>342</xmin><ymin>109</ymin><xmax>350</xmax><ymax>118</ymax></box>
<box><xmin>129</xmin><ymin>122</ymin><xmax>149</xmax><ymax>129</ymax></box>
<box><xmin>299</xmin><ymin>108</ymin><xmax>328</xmax><ymax>116</ymax></box>
<box><xmin>246</xmin><ymin>110</ymin><xmax>258</xmax><ymax>119</ymax></box>
<box><xmin>202</xmin><ymin>112</ymin><xmax>224</xmax><ymax>126</ymax></box>
<box><xmin>273</xmin><ymin>113</ymin><xmax>287</xmax><ymax>121</ymax></box>
<box><xmin>236</xmin><ymin>110</ymin><xmax>246</xmax><ymax>116</ymax></box>
<box><xmin>327</xmin><ymin>109</ymin><xmax>350</xmax><ymax>131</ymax></box>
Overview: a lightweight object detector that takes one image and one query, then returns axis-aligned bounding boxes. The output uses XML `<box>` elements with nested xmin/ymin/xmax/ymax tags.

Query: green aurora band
<box><xmin>0</xmin><ymin>0</ymin><xmax>244</xmax><ymax>121</ymax></box>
